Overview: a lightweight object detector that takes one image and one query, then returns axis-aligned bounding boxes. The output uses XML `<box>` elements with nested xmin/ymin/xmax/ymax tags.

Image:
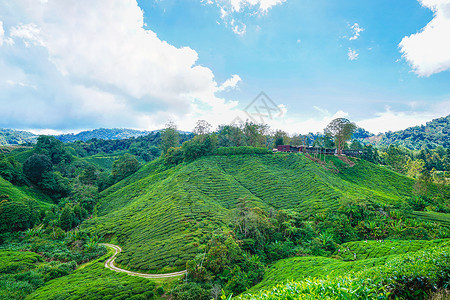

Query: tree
<box><xmin>193</xmin><ymin>120</ymin><xmax>212</xmax><ymax>136</ymax></box>
<box><xmin>272</xmin><ymin>130</ymin><xmax>289</xmax><ymax>148</ymax></box>
<box><xmin>112</xmin><ymin>154</ymin><xmax>140</xmax><ymax>181</ymax></box>
<box><xmin>361</xmin><ymin>145</ymin><xmax>380</xmax><ymax>164</ymax></box>
<box><xmin>160</xmin><ymin>121</ymin><xmax>180</xmax><ymax>154</ymax></box>
<box><xmin>0</xmin><ymin>158</ymin><xmax>26</xmax><ymax>185</ymax></box>
<box><xmin>39</xmin><ymin>171</ymin><xmax>71</xmax><ymax>200</ymax></box>
<box><xmin>350</xmin><ymin>139</ymin><xmax>363</xmax><ymax>150</ymax></box>
<box><xmin>182</xmin><ymin>134</ymin><xmax>218</xmax><ymax>162</ymax></box>
<box><xmin>384</xmin><ymin>145</ymin><xmax>409</xmax><ymax>174</ymax></box>
<box><xmin>23</xmin><ymin>154</ymin><xmax>53</xmax><ymax>183</ymax></box>
<box><xmin>324</xmin><ymin>118</ymin><xmax>357</xmax><ymax>155</ymax></box>
<box><xmin>0</xmin><ymin>200</ymin><xmax>36</xmax><ymax>233</ymax></box>
<box><xmin>217</xmin><ymin>125</ymin><xmax>244</xmax><ymax>147</ymax></box>
<box><xmin>406</xmin><ymin>159</ymin><xmax>426</xmax><ymax>179</ymax></box>
<box><xmin>35</xmin><ymin>135</ymin><xmax>72</xmax><ymax>165</ymax></box>
<box><xmin>59</xmin><ymin>204</ymin><xmax>75</xmax><ymax>231</ymax></box>
<box><xmin>243</xmin><ymin>121</ymin><xmax>268</xmax><ymax>147</ymax></box>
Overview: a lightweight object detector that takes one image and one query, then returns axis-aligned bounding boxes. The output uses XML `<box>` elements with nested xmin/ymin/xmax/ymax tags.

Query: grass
<box><xmin>83</xmin><ymin>153</ymin><xmax>449</xmax><ymax>272</ymax></box>
<box><xmin>28</xmin><ymin>247</ymin><xmax>172</xmax><ymax>300</ymax></box>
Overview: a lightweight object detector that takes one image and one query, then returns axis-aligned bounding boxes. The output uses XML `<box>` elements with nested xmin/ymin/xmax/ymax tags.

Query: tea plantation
<box><xmin>241</xmin><ymin>241</ymin><xmax>450</xmax><ymax>299</ymax></box>
<box><xmin>83</xmin><ymin>153</ymin><xmax>448</xmax><ymax>272</ymax></box>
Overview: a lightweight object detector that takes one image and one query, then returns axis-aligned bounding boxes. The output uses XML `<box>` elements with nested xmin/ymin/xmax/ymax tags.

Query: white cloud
<box><xmin>230</xmin><ymin>18</ymin><xmax>247</xmax><ymax>35</ymax></box>
<box><xmin>399</xmin><ymin>0</ymin><xmax>450</xmax><ymax>76</ymax></box>
<box><xmin>10</xmin><ymin>23</ymin><xmax>44</xmax><ymax>47</ymax></box>
<box><xmin>357</xmin><ymin>101</ymin><xmax>450</xmax><ymax>134</ymax></box>
<box><xmin>349</xmin><ymin>23</ymin><xmax>364</xmax><ymax>40</ymax></box>
<box><xmin>0</xmin><ymin>0</ymin><xmax>242</xmax><ymax>131</ymax></box>
<box><xmin>206</xmin><ymin>0</ymin><xmax>286</xmax><ymax>35</ymax></box>
<box><xmin>217</xmin><ymin>74</ymin><xmax>242</xmax><ymax>91</ymax></box>
<box><xmin>348</xmin><ymin>48</ymin><xmax>359</xmax><ymax>60</ymax></box>
<box><xmin>227</xmin><ymin>0</ymin><xmax>286</xmax><ymax>13</ymax></box>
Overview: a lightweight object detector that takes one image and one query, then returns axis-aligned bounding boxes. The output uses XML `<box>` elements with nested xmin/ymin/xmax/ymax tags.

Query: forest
<box><xmin>0</xmin><ymin>118</ymin><xmax>449</xmax><ymax>299</ymax></box>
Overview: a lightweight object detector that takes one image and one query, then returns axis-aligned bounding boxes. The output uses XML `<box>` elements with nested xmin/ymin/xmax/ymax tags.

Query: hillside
<box><xmin>83</xmin><ymin>153</ymin><xmax>448</xmax><ymax>272</ymax></box>
<box><xmin>0</xmin><ymin>129</ymin><xmax>37</xmax><ymax>146</ymax></box>
<box><xmin>364</xmin><ymin>114</ymin><xmax>450</xmax><ymax>150</ymax></box>
<box><xmin>55</xmin><ymin>128</ymin><xmax>153</xmax><ymax>142</ymax></box>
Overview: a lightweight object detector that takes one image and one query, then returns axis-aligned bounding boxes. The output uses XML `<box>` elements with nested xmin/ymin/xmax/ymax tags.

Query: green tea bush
<box><xmin>238</xmin><ymin>276</ymin><xmax>381</xmax><ymax>300</ymax></box>
<box><xmin>214</xmin><ymin>146</ymin><xmax>271</xmax><ymax>156</ymax></box>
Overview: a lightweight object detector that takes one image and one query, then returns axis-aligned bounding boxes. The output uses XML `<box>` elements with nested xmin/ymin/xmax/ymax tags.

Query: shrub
<box><xmin>214</xmin><ymin>146</ymin><xmax>271</xmax><ymax>156</ymax></box>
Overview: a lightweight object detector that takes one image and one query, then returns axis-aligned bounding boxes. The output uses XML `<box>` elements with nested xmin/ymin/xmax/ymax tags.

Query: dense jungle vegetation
<box><xmin>0</xmin><ymin>119</ymin><xmax>449</xmax><ymax>299</ymax></box>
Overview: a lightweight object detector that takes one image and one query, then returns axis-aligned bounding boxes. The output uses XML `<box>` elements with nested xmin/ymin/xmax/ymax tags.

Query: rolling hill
<box><xmin>55</xmin><ymin>128</ymin><xmax>154</xmax><ymax>142</ymax></box>
<box><xmin>363</xmin><ymin>114</ymin><xmax>450</xmax><ymax>150</ymax></box>
<box><xmin>0</xmin><ymin>129</ymin><xmax>37</xmax><ymax>146</ymax></box>
<box><xmin>82</xmin><ymin>152</ymin><xmax>448</xmax><ymax>272</ymax></box>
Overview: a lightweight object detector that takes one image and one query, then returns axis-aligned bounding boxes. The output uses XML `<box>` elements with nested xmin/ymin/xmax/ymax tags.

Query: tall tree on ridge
<box><xmin>160</xmin><ymin>121</ymin><xmax>180</xmax><ymax>154</ymax></box>
<box><xmin>324</xmin><ymin>118</ymin><xmax>357</xmax><ymax>155</ymax></box>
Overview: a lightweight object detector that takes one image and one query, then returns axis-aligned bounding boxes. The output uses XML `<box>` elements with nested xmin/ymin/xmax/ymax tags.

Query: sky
<box><xmin>0</xmin><ymin>0</ymin><xmax>449</xmax><ymax>135</ymax></box>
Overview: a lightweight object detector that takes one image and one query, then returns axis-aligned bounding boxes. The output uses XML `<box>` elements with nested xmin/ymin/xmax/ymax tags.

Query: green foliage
<box><xmin>111</xmin><ymin>153</ymin><xmax>140</xmax><ymax>182</ymax></box>
<box><xmin>164</xmin><ymin>146</ymin><xmax>184</xmax><ymax>166</ymax></box>
<box><xmin>217</xmin><ymin>125</ymin><xmax>245</xmax><ymax>147</ymax></box>
<box><xmin>59</xmin><ymin>204</ymin><xmax>75</xmax><ymax>231</ymax></box>
<box><xmin>0</xmin><ymin>129</ymin><xmax>37</xmax><ymax>146</ymax></box>
<box><xmin>83</xmin><ymin>153</ymin><xmax>448</xmax><ymax>274</ymax></box>
<box><xmin>375</xmin><ymin>115</ymin><xmax>450</xmax><ymax>150</ymax></box>
<box><xmin>39</xmin><ymin>171</ymin><xmax>71</xmax><ymax>200</ymax></box>
<box><xmin>324</xmin><ymin>118</ymin><xmax>357</xmax><ymax>155</ymax></box>
<box><xmin>23</xmin><ymin>154</ymin><xmax>52</xmax><ymax>183</ymax></box>
<box><xmin>160</xmin><ymin>121</ymin><xmax>180</xmax><ymax>154</ymax></box>
<box><xmin>35</xmin><ymin>135</ymin><xmax>72</xmax><ymax>165</ymax></box>
<box><xmin>0</xmin><ymin>157</ymin><xmax>26</xmax><ymax>185</ymax></box>
<box><xmin>240</xmin><ymin>276</ymin><xmax>381</xmax><ymax>300</ymax></box>
<box><xmin>27</xmin><ymin>250</ymin><xmax>163</xmax><ymax>300</ymax></box>
<box><xmin>182</xmin><ymin>134</ymin><xmax>218</xmax><ymax>162</ymax></box>
<box><xmin>0</xmin><ymin>228</ymin><xmax>106</xmax><ymax>299</ymax></box>
<box><xmin>214</xmin><ymin>146</ymin><xmax>271</xmax><ymax>156</ymax></box>
<box><xmin>56</xmin><ymin>128</ymin><xmax>152</xmax><ymax>143</ymax></box>
<box><xmin>0</xmin><ymin>198</ymin><xmax>40</xmax><ymax>233</ymax></box>
<box><xmin>243</xmin><ymin>242</ymin><xmax>450</xmax><ymax>299</ymax></box>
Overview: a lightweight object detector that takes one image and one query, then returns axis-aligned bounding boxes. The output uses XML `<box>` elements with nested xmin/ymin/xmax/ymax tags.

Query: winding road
<box><xmin>100</xmin><ymin>243</ymin><xmax>187</xmax><ymax>279</ymax></box>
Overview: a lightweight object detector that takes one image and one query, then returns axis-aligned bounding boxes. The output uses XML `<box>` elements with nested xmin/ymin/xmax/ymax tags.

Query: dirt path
<box><xmin>100</xmin><ymin>243</ymin><xmax>187</xmax><ymax>278</ymax></box>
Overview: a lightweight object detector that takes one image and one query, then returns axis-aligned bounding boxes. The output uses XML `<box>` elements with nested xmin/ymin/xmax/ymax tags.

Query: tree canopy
<box><xmin>324</xmin><ymin>118</ymin><xmax>357</xmax><ymax>155</ymax></box>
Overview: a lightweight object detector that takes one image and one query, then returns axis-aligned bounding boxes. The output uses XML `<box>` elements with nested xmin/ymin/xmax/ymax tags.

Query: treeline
<box><xmin>67</xmin><ymin>131</ymin><xmax>194</xmax><ymax>161</ymax></box>
<box><xmin>161</xmin><ymin>120</ymin><xmax>449</xmax><ymax>182</ymax></box>
<box><xmin>55</xmin><ymin>128</ymin><xmax>152</xmax><ymax>143</ymax></box>
<box><xmin>0</xmin><ymin>128</ymin><xmax>37</xmax><ymax>146</ymax></box>
<box><xmin>372</xmin><ymin>115</ymin><xmax>450</xmax><ymax>150</ymax></box>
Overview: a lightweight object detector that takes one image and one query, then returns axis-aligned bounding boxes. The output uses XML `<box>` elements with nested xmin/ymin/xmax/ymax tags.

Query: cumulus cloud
<box><xmin>399</xmin><ymin>0</ymin><xmax>450</xmax><ymax>76</ymax></box>
<box><xmin>349</xmin><ymin>23</ymin><xmax>364</xmax><ymax>40</ymax></box>
<box><xmin>0</xmin><ymin>0</ymin><xmax>242</xmax><ymax>131</ymax></box>
<box><xmin>347</xmin><ymin>48</ymin><xmax>359</xmax><ymax>60</ymax></box>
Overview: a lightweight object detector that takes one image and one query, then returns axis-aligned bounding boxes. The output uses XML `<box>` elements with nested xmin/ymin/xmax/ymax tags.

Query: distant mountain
<box><xmin>55</xmin><ymin>128</ymin><xmax>153</xmax><ymax>142</ymax></box>
<box><xmin>0</xmin><ymin>129</ymin><xmax>38</xmax><ymax>146</ymax></box>
<box><xmin>363</xmin><ymin>115</ymin><xmax>450</xmax><ymax>150</ymax></box>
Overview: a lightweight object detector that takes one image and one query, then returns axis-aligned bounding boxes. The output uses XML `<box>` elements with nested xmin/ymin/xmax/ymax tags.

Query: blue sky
<box><xmin>0</xmin><ymin>0</ymin><xmax>449</xmax><ymax>134</ymax></box>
